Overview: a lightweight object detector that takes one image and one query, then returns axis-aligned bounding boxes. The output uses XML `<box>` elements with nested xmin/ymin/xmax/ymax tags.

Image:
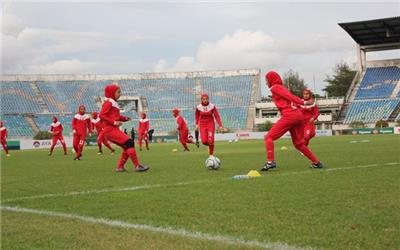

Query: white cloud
<box><xmin>1</xmin><ymin>12</ymin><xmax>153</xmax><ymax>74</ymax></box>
<box><xmin>153</xmin><ymin>29</ymin><xmax>355</xmax><ymax>73</ymax></box>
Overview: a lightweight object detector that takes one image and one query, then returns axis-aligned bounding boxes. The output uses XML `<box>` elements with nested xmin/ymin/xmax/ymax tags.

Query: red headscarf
<box><xmin>172</xmin><ymin>108</ymin><xmax>180</xmax><ymax>117</ymax></box>
<box><xmin>265</xmin><ymin>71</ymin><xmax>283</xmax><ymax>88</ymax></box>
<box><xmin>201</xmin><ymin>93</ymin><xmax>209</xmax><ymax>106</ymax></box>
<box><xmin>52</xmin><ymin>116</ymin><xmax>58</xmax><ymax>123</ymax></box>
<box><xmin>92</xmin><ymin>112</ymin><xmax>98</xmax><ymax>119</ymax></box>
<box><xmin>141</xmin><ymin>112</ymin><xmax>147</xmax><ymax>119</ymax></box>
<box><xmin>105</xmin><ymin>84</ymin><xmax>120</xmax><ymax>100</ymax></box>
<box><xmin>0</xmin><ymin>121</ymin><xmax>3</xmax><ymax>127</ymax></box>
<box><xmin>78</xmin><ymin>105</ymin><xmax>86</xmax><ymax>115</ymax></box>
<box><xmin>303</xmin><ymin>89</ymin><xmax>313</xmax><ymax>101</ymax></box>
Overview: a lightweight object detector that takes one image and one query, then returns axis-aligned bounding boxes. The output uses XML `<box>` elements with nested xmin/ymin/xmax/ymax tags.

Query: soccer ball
<box><xmin>205</xmin><ymin>156</ymin><xmax>221</xmax><ymax>170</ymax></box>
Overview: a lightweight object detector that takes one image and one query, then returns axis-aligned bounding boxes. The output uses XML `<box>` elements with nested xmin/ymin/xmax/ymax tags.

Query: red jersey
<box><xmin>267</xmin><ymin>72</ymin><xmax>305</xmax><ymax>116</ymax></box>
<box><xmin>176</xmin><ymin>115</ymin><xmax>188</xmax><ymax>131</ymax></box>
<box><xmin>50</xmin><ymin>121</ymin><xmax>63</xmax><ymax>136</ymax></box>
<box><xmin>299</xmin><ymin>99</ymin><xmax>319</xmax><ymax>121</ymax></box>
<box><xmin>138</xmin><ymin>118</ymin><xmax>149</xmax><ymax>134</ymax></box>
<box><xmin>91</xmin><ymin>117</ymin><xmax>104</xmax><ymax>133</ymax></box>
<box><xmin>72</xmin><ymin>113</ymin><xmax>92</xmax><ymax>135</ymax></box>
<box><xmin>99</xmin><ymin>98</ymin><xmax>130</xmax><ymax>129</ymax></box>
<box><xmin>195</xmin><ymin>103</ymin><xmax>222</xmax><ymax>127</ymax></box>
<box><xmin>0</xmin><ymin>127</ymin><xmax>8</xmax><ymax>139</ymax></box>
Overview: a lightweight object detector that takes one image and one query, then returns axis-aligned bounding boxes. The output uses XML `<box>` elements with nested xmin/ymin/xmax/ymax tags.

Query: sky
<box><xmin>1</xmin><ymin>0</ymin><xmax>399</xmax><ymax>95</ymax></box>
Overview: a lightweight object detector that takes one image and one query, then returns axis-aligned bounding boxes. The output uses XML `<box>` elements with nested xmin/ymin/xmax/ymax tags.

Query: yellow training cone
<box><xmin>172</xmin><ymin>148</ymin><xmax>178</xmax><ymax>152</ymax></box>
<box><xmin>280</xmin><ymin>146</ymin><xmax>288</xmax><ymax>150</ymax></box>
<box><xmin>247</xmin><ymin>170</ymin><xmax>262</xmax><ymax>177</ymax></box>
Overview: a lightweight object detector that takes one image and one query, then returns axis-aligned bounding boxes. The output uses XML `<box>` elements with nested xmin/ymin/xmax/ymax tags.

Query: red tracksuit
<box><xmin>91</xmin><ymin>116</ymin><xmax>114</xmax><ymax>153</ymax></box>
<box><xmin>299</xmin><ymin>100</ymin><xmax>319</xmax><ymax>146</ymax></box>
<box><xmin>195</xmin><ymin>101</ymin><xmax>223</xmax><ymax>155</ymax></box>
<box><xmin>264</xmin><ymin>71</ymin><xmax>319</xmax><ymax>164</ymax></box>
<box><xmin>99</xmin><ymin>85</ymin><xmax>141</xmax><ymax>169</ymax></box>
<box><xmin>49</xmin><ymin>118</ymin><xmax>67</xmax><ymax>154</ymax></box>
<box><xmin>138</xmin><ymin>115</ymin><xmax>149</xmax><ymax>150</ymax></box>
<box><xmin>176</xmin><ymin>115</ymin><xmax>194</xmax><ymax>150</ymax></box>
<box><xmin>0</xmin><ymin>124</ymin><xmax>9</xmax><ymax>154</ymax></box>
<box><xmin>72</xmin><ymin>112</ymin><xmax>92</xmax><ymax>158</ymax></box>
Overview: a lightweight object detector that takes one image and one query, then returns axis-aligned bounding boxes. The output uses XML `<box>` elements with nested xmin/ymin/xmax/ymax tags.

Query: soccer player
<box><xmin>99</xmin><ymin>84</ymin><xmax>149</xmax><ymax>172</ymax></box>
<box><xmin>71</xmin><ymin>105</ymin><xmax>92</xmax><ymax>160</ymax></box>
<box><xmin>91</xmin><ymin>112</ymin><xmax>115</xmax><ymax>155</ymax></box>
<box><xmin>0</xmin><ymin>121</ymin><xmax>10</xmax><ymax>156</ymax></box>
<box><xmin>138</xmin><ymin>112</ymin><xmax>149</xmax><ymax>151</ymax></box>
<box><xmin>195</xmin><ymin>93</ymin><xmax>223</xmax><ymax>157</ymax></box>
<box><xmin>262</xmin><ymin>71</ymin><xmax>323</xmax><ymax>171</ymax></box>
<box><xmin>172</xmin><ymin>108</ymin><xmax>195</xmax><ymax>151</ymax></box>
<box><xmin>300</xmin><ymin>89</ymin><xmax>319</xmax><ymax>146</ymax></box>
<box><xmin>48</xmin><ymin>116</ymin><xmax>67</xmax><ymax>156</ymax></box>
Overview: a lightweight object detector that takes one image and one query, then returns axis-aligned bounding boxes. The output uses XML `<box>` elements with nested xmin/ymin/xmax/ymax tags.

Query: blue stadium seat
<box><xmin>1</xmin><ymin>115</ymin><xmax>33</xmax><ymax>137</ymax></box>
<box><xmin>355</xmin><ymin>66</ymin><xmax>400</xmax><ymax>100</ymax></box>
<box><xmin>344</xmin><ymin>99</ymin><xmax>400</xmax><ymax>123</ymax></box>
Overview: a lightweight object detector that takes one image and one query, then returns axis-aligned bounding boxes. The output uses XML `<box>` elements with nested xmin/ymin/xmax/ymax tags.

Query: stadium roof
<box><xmin>338</xmin><ymin>16</ymin><xmax>400</xmax><ymax>51</ymax></box>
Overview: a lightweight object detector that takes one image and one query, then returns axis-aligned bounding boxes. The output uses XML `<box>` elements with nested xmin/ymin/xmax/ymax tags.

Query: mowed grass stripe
<box><xmin>1</xmin><ymin>206</ymin><xmax>311</xmax><ymax>250</ymax></box>
<box><xmin>3</xmin><ymin>161</ymin><xmax>398</xmax><ymax>203</ymax></box>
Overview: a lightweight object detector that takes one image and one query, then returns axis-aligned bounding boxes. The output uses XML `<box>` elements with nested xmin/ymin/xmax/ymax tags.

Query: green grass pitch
<box><xmin>1</xmin><ymin>135</ymin><xmax>399</xmax><ymax>249</ymax></box>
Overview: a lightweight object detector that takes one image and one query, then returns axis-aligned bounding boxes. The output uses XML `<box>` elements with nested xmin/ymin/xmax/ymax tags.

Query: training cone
<box><xmin>280</xmin><ymin>146</ymin><xmax>288</xmax><ymax>150</ymax></box>
<box><xmin>172</xmin><ymin>148</ymin><xmax>178</xmax><ymax>153</ymax></box>
<box><xmin>247</xmin><ymin>170</ymin><xmax>261</xmax><ymax>177</ymax></box>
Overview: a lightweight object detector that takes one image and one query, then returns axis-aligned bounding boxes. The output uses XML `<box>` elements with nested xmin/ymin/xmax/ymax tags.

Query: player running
<box><xmin>172</xmin><ymin>108</ymin><xmax>195</xmax><ymax>151</ymax></box>
<box><xmin>91</xmin><ymin>112</ymin><xmax>115</xmax><ymax>155</ymax></box>
<box><xmin>300</xmin><ymin>89</ymin><xmax>319</xmax><ymax>146</ymax></box>
<box><xmin>262</xmin><ymin>71</ymin><xmax>323</xmax><ymax>171</ymax></box>
<box><xmin>195</xmin><ymin>93</ymin><xmax>223</xmax><ymax>157</ymax></box>
<box><xmin>138</xmin><ymin>112</ymin><xmax>149</xmax><ymax>151</ymax></box>
<box><xmin>71</xmin><ymin>105</ymin><xmax>92</xmax><ymax>160</ymax></box>
<box><xmin>48</xmin><ymin>116</ymin><xmax>67</xmax><ymax>156</ymax></box>
<box><xmin>99</xmin><ymin>84</ymin><xmax>149</xmax><ymax>172</ymax></box>
<box><xmin>0</xmin><ymin>121</ymin><xmax>10</xmax><ymax>156</ymax></box>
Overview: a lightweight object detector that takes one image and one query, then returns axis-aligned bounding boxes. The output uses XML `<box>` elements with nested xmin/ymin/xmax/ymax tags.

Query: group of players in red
<box><xmin>1</xmin><ymin>71</ymin><xmax>322</xmax><ymax>171</ymax></box>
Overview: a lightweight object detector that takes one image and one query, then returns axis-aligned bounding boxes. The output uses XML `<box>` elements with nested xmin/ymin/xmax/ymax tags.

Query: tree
<box><xmin>258</xmin><ymin>121</ymin><xmax>274</xmax><ymax>132</ymax></box>
<box><xmin>283</xmin><ymin>70</ymin><xmax>307</xmax><ymax>97</ymax></box>
<box><xmin>375</xmin><ymin>120</ymin><xmax>389</xmax><ymax>128</ymax></box>
<box><xmin>349</xmin><ymin>121</ymin><xmax>365</xmax><ymax>129</ymax></box>
<box><xmin>323</xmin><ymin>62</ymin><xmax>357</xmax><ymax>97</ymax></box>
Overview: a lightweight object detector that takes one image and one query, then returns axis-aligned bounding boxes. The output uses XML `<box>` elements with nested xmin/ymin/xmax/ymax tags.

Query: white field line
<box><xmin>1</xmin><ymin>206</ymin><xmax>311</xmax><ymax>250</ymax></box>
<box><xmin>2</xmin><ymin>162</ymin><xmax>399</xmax><ymax>203</ymax></box>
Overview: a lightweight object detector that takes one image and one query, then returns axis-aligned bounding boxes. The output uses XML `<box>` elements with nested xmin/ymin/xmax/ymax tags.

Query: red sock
<box><xmin>265</xmin><ymin>137</ymin><xmax>274</xmax><ymax>162</ymax></box>
<box><xmin>117</xmin><ymin>150</ymin><xmax>129</xmax><ymax>168</ymax></box>
<box><xmin>296</xmin><ymin>144</ymin><xmax>319</xmax><ymax>163</ymax></box>
<box><xmin>145</xmin><ymin>140</ymin><xmax>149</xmax><ymax>149</ymax></box>
<box><xmin>183</xmin><ymin>143</ymin><xmax>189</xmax><ymax>151</ymax></box>
<box><xmin>126</xmin><ymin>148</ymin><xmax>140</xmax><ymax>167</ymax></box>
<box><xmin>209</xmin><ymin>144</ymin><xmax>214</xmax><ymax>155</ymax></box>
<box><xmin>50</xmin><ymin>145</ymin><xmax>55</xmax><ymax>153</ymax></box>
<box><xmin>98</xmin><ymin>142</ymin><xmax>102</xmax><ymax>152</ymax></box>
<box><xmin>61</xmin><ymin>143</ymin><xmax>67</xmax><ymax>153</ymax></box>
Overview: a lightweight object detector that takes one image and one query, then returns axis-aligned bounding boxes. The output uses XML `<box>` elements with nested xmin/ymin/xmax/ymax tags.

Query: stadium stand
<box><xmin>0</xmin><ymin>82</ymin><xmax>42</xmax><ymax>114</ymax></box>
<box><xmin>1</xmin><ymin>69</ymin><xmax>259</xmax><ymax>136</ymax></box>
<box><xmin>33</xmin><ymin>114</ymin><xmax>74</xmax><ymax>136</ymax></box>
<box><xmin>1</xmin><ymin>115</ymin><xmax>33</xmax><ymax>137</ymax></box>
<box><xmin>344</xmin><ymin>99</ymin><xmax>400</xmax><ymax>124</ymax></box>
<box><xmin>355</xmin><ymin>66</ymin><xmax>400</xmax><ymax>100</ymax></box>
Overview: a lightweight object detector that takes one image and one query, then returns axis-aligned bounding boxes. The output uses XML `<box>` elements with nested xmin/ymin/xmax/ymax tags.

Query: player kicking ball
<box><xmin>261</xmin><ymin>71</ymin><xmax>323</xmax><ymax>171</ymax></box>
<box><xmin>172</xmin><ymin>108</ymin><xmax>195</xmax><ymax>151</ymax></box>
<box><xmin>99</xmin><ymin>84</ymin><xmax>149</xmax><ymax>172</ymax></box>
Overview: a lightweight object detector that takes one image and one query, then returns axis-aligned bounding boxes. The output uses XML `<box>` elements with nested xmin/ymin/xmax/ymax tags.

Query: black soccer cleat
<box><xmin>135</xmin><ymin>165</ymin><xmax>150</xmax><ymax>172</ymax></box>
<box><xmin>73</xmin><ymin>157</ymin><xmax>81</xmax><ymax>161</ymax></box>
<box><xmin>260</xmin><ymin>161</ymin><xmax>277</xmax><ymax>171</ymax></box>
<box><xmin>311</xmin><ymin>162</ymin><xmax>324</xmax><ymax>169</ymax></box>
<box><xmin>195</xmin><ymin>141</ymin><xmax>200</xmax><ymax>148</ymax></box>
